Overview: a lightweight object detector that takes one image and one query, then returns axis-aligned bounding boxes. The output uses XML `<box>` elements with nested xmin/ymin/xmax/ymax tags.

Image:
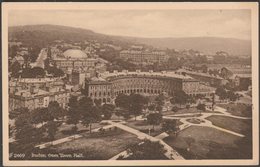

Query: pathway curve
<box><xmin>163</xmin><ymin>105</ymin><xmax>250</xmax><ymax>138</ymax></box>
<box><xmin>104</xmin><ymin>120</ymin><xmax>184</xmax><ymax>160</ymax></box>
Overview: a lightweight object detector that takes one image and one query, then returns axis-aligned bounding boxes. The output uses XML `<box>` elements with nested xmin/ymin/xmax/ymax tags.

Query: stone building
<box><xmin>177</xmin><ymin>69</ymin><xmax>226</xmax><ymax>87</ymax></box>
<box><xmin>85</xmin><ymin>70</ymin><xmax>215</xmax><ymax>103</ymax></box>
<box><xmin>9</xmin><ymin>77</ymin><xmax>64</xmax><ymax>94</ymax></box>
<box><xmin>119</xmin><ymin>50</ymin><xmax>169</xmax><ymax>65</ymax></box>
<box><xmin>53</xmin><ymin>49</ymin><xmax>98</xmax><ymax>71</ymax></box>
<box><xmin>9</xmin><ymin>86</ymin><xmax>70</xmax><ymax>112</ymax></box>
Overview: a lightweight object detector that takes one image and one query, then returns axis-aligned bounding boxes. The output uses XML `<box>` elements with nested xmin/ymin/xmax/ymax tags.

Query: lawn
<box><xmin>206</xmin><ymin>115</ymin><xmax>252</xmax><ymax>135</ymax></box>
<box><xmin>164</xmin><ymin>126</ymin><xmax>252</xmax><ymax>159</ymax></box>
<box><xmin>39</xmin><ymin>122</ymin><xmax>106</xmax><ymax>144</ymax></box>
<box><xmin>217</xmin><ymin>103</ymin><xmax>252</xmax><ymax>117</ymax></box>
<box><xmin>37</xmin><ymin>129</ymin><xmax>140</xmax><ymax>160</ymax></box>
<box><xmin>162</xmin><ymin>107</ymin><xmax>220</xmax><ymax>116</ymax></box>
<box><xmin>126</xmin><ymin>120</ymin><xmax>163</xmax><ymax>137</ymax></box>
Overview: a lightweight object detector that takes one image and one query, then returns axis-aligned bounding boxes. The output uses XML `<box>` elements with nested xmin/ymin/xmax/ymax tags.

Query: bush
<box><xmin>172</xmin><ymin>106</ymin><xmax>179</xmax><ymax>112</ymax></box>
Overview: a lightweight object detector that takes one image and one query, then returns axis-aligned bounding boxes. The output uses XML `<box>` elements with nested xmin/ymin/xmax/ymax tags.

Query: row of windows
<box><xmin>89</xmin><ymin>91</ymin><xmax>111</xmax><ymax>97</ymax></box>
<box><xmin>90</xmin><ymin>86</ymin><xmax>111</xmax><ymax>90</ymax></box>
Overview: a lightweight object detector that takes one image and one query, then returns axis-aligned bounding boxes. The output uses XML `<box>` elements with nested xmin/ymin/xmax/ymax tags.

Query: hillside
<box><xmin>125</xmin><ymin>37</ymin><xmax>251</xmax><ymax>56</ymax></box>
<box><xmin>9</xmin><ymin>24</ymin><xmax>251</xmax><ymax>56</ymax></box>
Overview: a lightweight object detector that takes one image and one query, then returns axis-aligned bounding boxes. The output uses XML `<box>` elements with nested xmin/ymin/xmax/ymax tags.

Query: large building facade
<box><xmin>85</xmin><ymin>70</ymin><xmax>215</xmax><ymax>103</ymax></box>
<box><xmin>9</xmin><ymin>77</ymin><xmax>70</xmax><ymax>111</ymax></box>
<box><xmin>53</xmin><ymin>49</ymin><xmax>99</xmax><ymax>71</ymax></box>
<box><xmin>119</xmin><ymin>50</ymin><xmax>169</xmax><ymax>65</ymax></box>
<box><xmin>9</xmin><ymin>87</ymin><xmax>70</xmax><ymax>111</ymax></box>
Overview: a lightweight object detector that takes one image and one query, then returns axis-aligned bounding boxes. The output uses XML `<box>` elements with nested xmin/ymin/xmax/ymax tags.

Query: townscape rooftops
<box><xmin>120</xmin><ymin>50</ymin><xmax>166</xmax><ymax>55</ymax></box>
<box><xmin>99</xmin><ymin>70</ymin><xmax>194</xmax><ymax>80</ymax></box>
<box><xmin>177</xmin><ymin>69</ymin><xmax>224</xmax><ymax>80</ymax></box>
<box><xmin>12</xmin><ymin>87</ymin><xmax>69</xmax><ymax>99</ymax></box>
<box><xmin>10</xmin><ymin>77</ymin><xmax>63</xmax><ymax>83</ymax></box>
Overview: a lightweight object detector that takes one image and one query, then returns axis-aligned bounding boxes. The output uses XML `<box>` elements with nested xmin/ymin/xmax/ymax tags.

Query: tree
<box><xmin>162</xmin><ymin>119</ymin><xmax>179</xmax><ymax>135</ymax></box>
<box><xmin>172</xmin><ymin>90</ymin><xmax>189</xmax><ymax>107</ymax></box>
<box><xmin>115</xmin><ymin>108</ymin><xmax>130</xmax><ymax>120</ymax></box>
<box><xmin>148</xmin><ymin>104</ymin><xmax>156</xmax><ymax>112</ymax></box>
<box><xmin>201</xmin><ymin>64</ymin><xmax>208</xmax><ymax>73</ymax></box>
<box><xmin>155</xmin><ymin>94</ymin><xmax>165</xmax><ymax>112</ymax></box>
<box><xmin>45</xmin><ymin>121</ymin><xmax>58</xmax><ymax>140</ymax></box>
<box><xmin>94</xmin><ymin>99</ymin><xmax>102</xmax><ymax>106</ymax></box>
<box><xmin>211</xmin><ymin>94</ymin><xmax>216</xmax><ymax>111</ymax></box>
<box><xmin>15</xmin><ymin>124</ymin><xmax>43</xmax><ymax>144</ymax></box>
<box><xmin>101</xmin><ymin>104</ymin><xmax>115</xmax><ymax>120</ymax></box>
<box><xmin>21</xmin><ymin>67</ymin><xmax>45</xmax><ymax>78</ymax></box>
<box><xmin>9</xmin><ymin>45</ymin><xmax>18</xmax><ymax>58</ymax></box>
<box><xmin>9</xmin><ymin>61</ymin><xmax>21</xmax><ymax>78</ymax></box>
<box><xmin>147</xmin><ymin>113</ymin><xmax>162</xmax><ymax>130</ymax></box>
<box><xmin>215</xmin><ymin>86</ymin><xmax>227</xmax><ymax>100</ymax></box>
<box><xmin>171</xmin><ymin>106</ymin><xmax>179</xmax><ymax>113</ymax></box>
<box><xmin>15</xmin><ymin>111</ymin><xmax>32</xmax><ymax>128</ymax></box>
<box><xmin>196</xmin><ymin>103</ymin><xmax>206</xmax><ymax>115</ymax></box>
<box><xmin>10</xmin><ymin>107</ymin><xmax>29</xmax><ymax>120</ymax></box>
<box><xmin>129</xmin><ymin>94</ymin><xmax>148</xmax><ymax>120</ymax></box>
<box><xmin>79</xmin><ymin>97</ymin><xmax>101</xmax><ymax>133</ymax></box>
<box><xmin>28</xmin><ymin>45</ymin><xmax>41</xmax><ymax>62</ymax></box>
<box><xmin>30</xmin><ymin>108</ymin><xmax>51</xmax><ymax>126</ymax></box>
<box><xmin>226</xmin><ymin>90</ymin><xmax>239</xmax><ymax>101</ymax></box>
<box><xmin>115</xmin><ymin>93</ymin><xmax>129</xmax><ymax>110</ymax></box>
<box><xmin>121</xmin><ymin>139</ymin><xmax>167</xmax><ymax>160</ymax></box>
<box><xmin>66</xmin><ymin>96</ymin><xmax>80</xmax><ymax>132</ymax></box>
<box><xmin>48</xmin><ymin>101</ymin><xmax>65</xmax><ymax>120</ymax></box>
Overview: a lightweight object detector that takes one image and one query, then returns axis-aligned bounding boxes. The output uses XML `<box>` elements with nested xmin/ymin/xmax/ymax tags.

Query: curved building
<box><xmin>85</xmin><ymin>70</ymin><xmax>215</xmax><ymax>103</ymax></box>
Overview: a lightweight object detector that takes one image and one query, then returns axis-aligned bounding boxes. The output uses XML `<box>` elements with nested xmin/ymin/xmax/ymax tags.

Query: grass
<box><xmin>36</xmin><ymin>129</ymin><xmax>140</xmax><ymax>160</ymax></box>
<box><xmin>217</xmin><ymin>103</ymin><xmax>252</xmax><ymax>117</ymax></box>
<box><xmin>126</xmin><ymin>120</ymin><xmax>163</xmax><ymax>137</ymax></box>
<box><xmin>163</xmin><ymin>107</ymin><xmax>220</xmax><ymax>116</ymax></box>
<box><xmin>186</xmin><ymin>118</ymin><xmax>205</xmax><ymax>124</ymax></box>
<box><xmin>39</xmin><ymin>122</ymin><xmax>105</xmax><ymax>143</ymax></box>
<box><xmin>164</xmin><ymin>126</ymin><xmax>252</xmax><ymax>159</ymax></box>
<box><xmin>206</xmin><ymin>115</ymin><xmax>252</xmax><ymax>135</ymax></box>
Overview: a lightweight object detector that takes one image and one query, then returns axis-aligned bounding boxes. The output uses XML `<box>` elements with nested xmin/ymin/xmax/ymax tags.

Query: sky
<box><xmin>8</xmin><ymin>10</ymin><xmax>251</xmax><ymax>40</ymax></box>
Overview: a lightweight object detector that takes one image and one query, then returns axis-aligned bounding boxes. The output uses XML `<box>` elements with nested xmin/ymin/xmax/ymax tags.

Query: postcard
<box><xmin>2</xmin><ymin>2</ymin><xmax>259</xmax><ymax>166</ymax></box>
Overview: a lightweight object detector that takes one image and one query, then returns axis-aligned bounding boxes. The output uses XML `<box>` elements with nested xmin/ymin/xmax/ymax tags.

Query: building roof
<box><xmin>100</xmin><ymin>70</ymin><xmax>194</xmax><ymax>81</ymax></box>
<box><xmin>63</xmin><ymin>49</ymin><xmax>88</xmax><ymax>59</ymax></box>
<box><xmin>177</xmin><ymin>69</ymin><xmax>223</xmax><ymax>80</ymax></box>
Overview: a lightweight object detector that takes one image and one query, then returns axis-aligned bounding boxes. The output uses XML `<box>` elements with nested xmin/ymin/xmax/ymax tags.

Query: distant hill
<box><xmin>9</xmin><ymin>24</ymin><xmax>251</xmax><ymax>56</ymax></box>
<box><xmin>121</xmin><ymin>37</ymin><xmax>251</xmax><ymax>56</ymax></box>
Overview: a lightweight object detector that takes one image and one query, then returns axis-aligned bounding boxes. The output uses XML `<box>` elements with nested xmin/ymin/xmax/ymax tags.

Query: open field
<box><xmin>206</xmin><ymin>115</ymin><xmax>252</xmax><ymax>135</ymax></box>
<box><xmin>217</xmin><ymin>103</ymin><xmax>252</xmax><ymax>117</ymax></box>
<box><xmin>164</xmin><ymin>126</ymin><xmax>252</xmax><ymax>159</ymax></box>
<box><xmin>35</xmin><ymin>129</ymin><xmax>140</xmax><ymax>160</ymax></box>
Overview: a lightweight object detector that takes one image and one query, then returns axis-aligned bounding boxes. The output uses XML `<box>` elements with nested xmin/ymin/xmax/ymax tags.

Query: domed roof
<box><xmin>63</xmin><ymin>49</ymin><xmax>88</xmax><ymax>59</ymax></box>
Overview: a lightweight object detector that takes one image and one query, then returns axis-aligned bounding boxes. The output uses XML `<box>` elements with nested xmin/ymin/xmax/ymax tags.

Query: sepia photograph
<box><xmin>2</xmin><ymin>2</ymin><xmax>259</xmax><ymax>166</ymax></box>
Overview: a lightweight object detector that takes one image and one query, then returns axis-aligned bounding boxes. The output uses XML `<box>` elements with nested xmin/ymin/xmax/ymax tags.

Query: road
<box><xmin>30</xmin><ymin>48</ymin><xmax>47</xmax><ymax>68</ymax></box>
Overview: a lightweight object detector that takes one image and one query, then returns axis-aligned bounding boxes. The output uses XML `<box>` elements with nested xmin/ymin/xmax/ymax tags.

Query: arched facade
<box><xmin>85</xmin><ymin>71</ymin><xmax>213</xmax><ymax>103</ymax></box>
